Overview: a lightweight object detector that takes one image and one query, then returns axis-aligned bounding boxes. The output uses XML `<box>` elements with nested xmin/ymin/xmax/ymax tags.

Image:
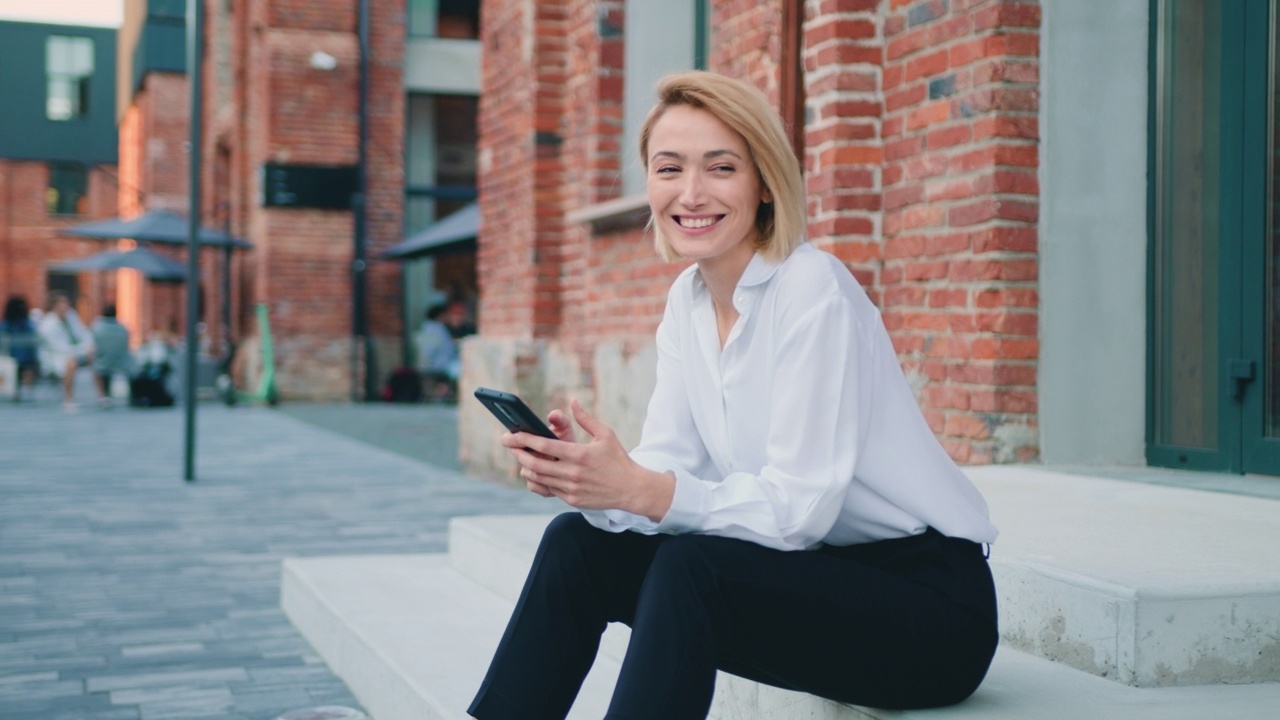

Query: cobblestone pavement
<box><xmin>0</xmin><ymin>397</ymin><xmax>556</xmax><ymax>720</ymax></box>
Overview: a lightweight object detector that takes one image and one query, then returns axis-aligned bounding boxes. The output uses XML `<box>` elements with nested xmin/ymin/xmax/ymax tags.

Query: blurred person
<box><xmin>416</xmin><ymin>303</ymin><xmax>460</xmax><ymax>402</ymax></box>
<box><xmin>130</xmin><ymin>323</ymin><xmax>176</xmax><ymax>408</ymax></box>
<box><xmin>37</xmin><ymin>291</ymin><xmax>95</xmax><ymax>410</ymax></box>
<box><xmin>1</xmin><ymin>295</ymin><xmax>39</xmax><ymax>395</ymax></box>
<box><xmin>443</xmin><ymin>298</ymin><xmax>476</xmax><ymax>339</ymax></box>
<box><xmin>90</xmin><ymin>304</ymin><xmax>132</xmax><ymax>408</ymax></box>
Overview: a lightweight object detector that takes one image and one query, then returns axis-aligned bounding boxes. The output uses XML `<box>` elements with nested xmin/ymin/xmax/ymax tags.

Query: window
<box><xmin>46</xmin><ymin>35</ymin><xmax>94</xmax><ymax>121</ymax></box>
<box><xmin>408</xmin><ymin>0</ymin><xmax>479</xmax><ymax>40</ymax></box>
<box><xmin>405</xmin><ymin>93</ymin><xmax>478</xmax><ymax>234</ymax></box>
<box><xmin>1147</xmin><ymin>0</ymin><xmax>1280</xmax><ymax>473</ymax></box>
<box><xmin>47</xmin><ymin>163</ymin><xmax>88</xmax><ymax>216</ymax></box>
<box><xmin>620</xmin><ymin>0</ymin><xmax>705</xmax><ymax>195</ymax></box>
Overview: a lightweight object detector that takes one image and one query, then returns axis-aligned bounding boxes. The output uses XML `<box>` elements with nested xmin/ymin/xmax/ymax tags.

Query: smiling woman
<box><xmin>0</xmin><ymin>0</ymin><xmax>123</xmax><ymax>27</ymax></box>
<box><xmin>467</xmin><ymin>71</ymin><xmax>1002</xmax><ymax>720</ymax></box>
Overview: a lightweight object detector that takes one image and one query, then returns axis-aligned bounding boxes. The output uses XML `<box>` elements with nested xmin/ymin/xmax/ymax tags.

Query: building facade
<box><xmin>0</xmin><ymin>20</ymin><xmax>120</xmax><ymax>321</ymax></box>
<box><xmin>461</xmin><ymin>0</ymin><xmax>1280</xmax><ymax>484</ymax></box>
<box><xmin>176</xmin><ymin>0</ymin><xmax>482</xmax><ymax>400</ymax></box>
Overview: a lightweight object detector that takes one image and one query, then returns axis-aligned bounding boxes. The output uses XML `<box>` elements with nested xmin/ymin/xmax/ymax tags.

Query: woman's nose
<box><xmin>678</xmin><ymin>172</ymin><xmax>706</xmax><ymax>207</ymax></box>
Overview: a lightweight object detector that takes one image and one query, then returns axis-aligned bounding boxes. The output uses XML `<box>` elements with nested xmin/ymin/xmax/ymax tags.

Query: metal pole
<box><xmin>352</xmin><ymin>0</ymin><xmax>372</xmax><ymax>401</ymax></box>
<box><xmin>183</xmin><ymin>0</ymin><xmax>205</xmax><ymax>482</ymax></box>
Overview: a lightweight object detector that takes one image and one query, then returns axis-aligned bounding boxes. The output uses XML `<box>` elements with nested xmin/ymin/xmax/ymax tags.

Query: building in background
<box><xmin>112</xmin><ymin>0</ymin><xmax>483</xmax><ymax>400</ymax></box>
<box><xmin>0</xmin><ymin>20</ymin><xmax>120</xmax><ymax>321</ymax></box>
<box><xmin>462</xmin><ymin>0</ymin><xmax>1280</xmax><ymax>484</ymax></box>
<box><xmin>197</xmin><ymin>0</ymin><xmax>482</xmax><ymax>400</ymax></box>
<box><xmin>114</xmin><ymin>0</ymin><xmax>215</xmax><ymax>352</ymax></box>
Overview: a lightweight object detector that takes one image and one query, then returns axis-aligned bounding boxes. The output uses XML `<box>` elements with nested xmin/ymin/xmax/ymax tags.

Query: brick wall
<box><xmin>116</xmin><ymin>71</ymin><xmax>203</xmax><ymax>345</ymax></box>
<box><xmin>877</xmin><ymin>0</ymin><xmax>1041</xmax><ymax>462</ymax></box>
<box><xmin>471</xmin><ymin>0</ymin><xmax>1044</xmax><ymax>469</ymax></box>
<box><xmin>0</xmin><ymin>159</ymin><xmax>119</xmax><ymax>322</ymax></box>
<box><xmin>200</xmin><ymin>0</ymin><xmax>405</xmax><ymax>399</ymax></box>
<box><xmin>476</xmin><ymin>0</ymin><xmax>567</xmax><ymax>339</ymax></box>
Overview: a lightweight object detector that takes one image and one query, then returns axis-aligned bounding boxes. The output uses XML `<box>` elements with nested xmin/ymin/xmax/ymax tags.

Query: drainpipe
<box><xmin>351</xmin><ymin>0</ymin><xmax>373</xmax><ymax>401</ymax></box>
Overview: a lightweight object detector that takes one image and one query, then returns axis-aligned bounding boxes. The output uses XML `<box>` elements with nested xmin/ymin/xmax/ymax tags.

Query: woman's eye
<box><xmin>654</xmin><ymin>166</ymin><xmax>679</xmax><ymax>175</ymax></box>
<box><xmin>710</xmin><ymin>165</ymin><xmax>735</xmax><ymax>174</ymax></box>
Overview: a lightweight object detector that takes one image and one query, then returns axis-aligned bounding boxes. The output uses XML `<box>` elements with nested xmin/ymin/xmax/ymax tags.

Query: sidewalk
<box><xmin>0</xmin><ymin>398</ymin><xmax>556</xmax><ymax>720</ymax></box>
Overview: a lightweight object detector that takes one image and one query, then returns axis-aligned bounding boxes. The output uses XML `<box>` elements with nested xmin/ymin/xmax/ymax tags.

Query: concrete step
<box><xmin>281</xmin><ymin>553</ymin><xmax>621</xmax><ymax>720</ymax></box>
<box><xmin>968</xmin><ymin>466</ymin><xmax>1280</xmax><ymax>687</ymax></box>
<box><xmin>451</xmin><ymin>466</ymin><xmax>1280</xmax><ymax>689</ymax></box>
<box><xmin>280</xmin><ymin>465</ymin><xmax>1280</xmax><ymax>718</ymax></box>
<box><xmin>282</xmin><ymin>551</ymin><xmax>1280</xmax><ymax>720</ymax></box>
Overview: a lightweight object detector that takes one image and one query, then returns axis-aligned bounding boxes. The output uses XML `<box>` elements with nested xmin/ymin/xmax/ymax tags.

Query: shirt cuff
<box><xmin>629</xmin><ymin>450</ymin><xmax>708</xmax><ymax>534</ymax></box>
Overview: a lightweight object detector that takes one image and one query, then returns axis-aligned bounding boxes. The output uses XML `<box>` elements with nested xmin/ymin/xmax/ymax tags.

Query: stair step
<box><xmin>450</xmin><ymin>465</ymin><xmax>1280</xmax><ymax>689</ymax></box>
<box><xmin>282</xmin><ymin>551</ymin><xmax>1280</xmax><ymax>720</ymax></box>
<box><xmin>970</xmin><ymin>466</ymin><xmax>1280</xmax><ymax>686</ymax></box>
<box><xmin>282</xmin><ymin>553</ymin><xmax>621</xmax><ymax>720</ymax></box>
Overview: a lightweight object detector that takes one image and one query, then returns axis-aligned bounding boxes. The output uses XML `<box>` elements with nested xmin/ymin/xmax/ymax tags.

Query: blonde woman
<box><xmin>470</xmin><ymin>71</ymin><xmax>999</xmax><ymax>719</ymax></box>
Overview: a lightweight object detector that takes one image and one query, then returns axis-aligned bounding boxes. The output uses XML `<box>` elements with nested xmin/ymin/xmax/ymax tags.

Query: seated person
<box><xmin>416</xmin><ymin>304</ymin><xmax>460</xmax><ymax>401</ymax></box>
<box><xmin>90</xmin><ymin>304</ymin><xmax>132</xmax><ymax>407</ymax></box>
<box><xmin>37</xmin><ymin>291</ymin><xmax>95</xmax><ymax>410</ymax></box>
<box><xmin>1</xmin><ymin>295</ymin><xmax>39</xmax><ymax>394</ymax></box>
<box><xmin>468</xmin><ymin>72</ymin><xmax>998</xmax><ymax>720</ymax></box>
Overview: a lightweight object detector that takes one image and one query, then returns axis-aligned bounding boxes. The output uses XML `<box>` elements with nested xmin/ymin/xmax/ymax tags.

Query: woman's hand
<box><xmin>502</xmin><ymin>399</ymin><xmax>674</xmax><ymax>521</ymax></box>
<box><xmin>507</xmin><ymin>404</ymin><xmax>577</xmax><ymax>497</ymax></box>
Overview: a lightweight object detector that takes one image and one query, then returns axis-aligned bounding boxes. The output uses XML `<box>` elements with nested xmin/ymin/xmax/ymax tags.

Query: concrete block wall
<box><xmin>468</xmin><ymin>0</ymin><xmax>1046</xmax><ymax>480</ymax></box>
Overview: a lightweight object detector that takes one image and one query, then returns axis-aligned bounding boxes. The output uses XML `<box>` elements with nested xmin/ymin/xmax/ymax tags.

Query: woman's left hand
<box><xmin>502</xmin><ymin>399</ymin><xmax>674</xmax><ymax>521</ymax></box>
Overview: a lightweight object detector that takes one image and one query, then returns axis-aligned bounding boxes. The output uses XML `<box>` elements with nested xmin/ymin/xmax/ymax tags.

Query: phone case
<box><xmin>473</xmin><ymin>387</ymin><xmax>557</xmax><ymax>438</ymax></box>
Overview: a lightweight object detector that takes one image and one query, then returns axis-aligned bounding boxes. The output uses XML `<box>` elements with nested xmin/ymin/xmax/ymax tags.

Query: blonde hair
<box><xmin>639</xmin><ymin>71</ymin><xmax>806</xmax><ymax>262</ymax></box>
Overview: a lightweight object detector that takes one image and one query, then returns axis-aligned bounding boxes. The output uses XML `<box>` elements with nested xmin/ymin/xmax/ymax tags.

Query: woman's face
<box><xmin>646</xmin><ymin>105</ymin><xmax>769</xmax><ymax>268</ymax></box>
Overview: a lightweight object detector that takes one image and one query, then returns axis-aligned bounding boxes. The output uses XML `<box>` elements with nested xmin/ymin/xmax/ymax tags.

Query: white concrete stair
<box><xmin>970</xmin><ymin>466</ymin><xmax>1280</xmax><ymax>687</ymax></box>
<box><xmin>282</xmin><ymin>467</ymin><xmax>1280</xmax><ymax>719</ymax></box>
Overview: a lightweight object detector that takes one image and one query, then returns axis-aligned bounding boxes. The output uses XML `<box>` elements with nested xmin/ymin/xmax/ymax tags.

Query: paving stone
<box><xmin>0</xmin><ymin>402</ymin><xmax>556</xmax><ymax>717</ymax></box>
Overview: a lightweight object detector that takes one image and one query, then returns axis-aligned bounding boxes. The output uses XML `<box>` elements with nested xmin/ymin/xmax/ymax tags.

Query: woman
<box><xmin>469</xmin><ymin>71</ymin><xmax>998</xmax><ymax>720</ymax></box>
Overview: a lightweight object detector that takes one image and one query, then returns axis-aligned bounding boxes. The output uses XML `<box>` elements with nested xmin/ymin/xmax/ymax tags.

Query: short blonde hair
<box><xmin>639</xmin><ymin>71</ymin><xmax>806</xmax><ymax>262</ymax></box>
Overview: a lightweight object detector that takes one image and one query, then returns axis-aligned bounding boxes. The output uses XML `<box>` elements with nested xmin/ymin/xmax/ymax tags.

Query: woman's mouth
<box><xmin>675</xmin><ymin>215</ymin><xmax>723</xmax><ymax>229</ymax></box>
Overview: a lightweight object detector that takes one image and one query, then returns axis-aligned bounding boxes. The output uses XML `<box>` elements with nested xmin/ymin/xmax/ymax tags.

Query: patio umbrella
<box><xmin>51</xmin><ymin>246</ymin><xmax>187</xmax><ymax>282</ymax></box>
<box><xmin>64</xmin><ymin>209</ymin><xmax>252</xmax><ymax>249</ymax></box>
<box><xmin>381</xmin><ymin>203</ymin><xmax>478</xmax><ymax>259</ymax></box>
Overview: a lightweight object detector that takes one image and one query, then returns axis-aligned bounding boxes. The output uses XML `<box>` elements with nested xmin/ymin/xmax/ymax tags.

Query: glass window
<box><xmin>405</xmin><ymin>93</ymin><xmax>478</xmax><ymax>234</ymax></box>
<box><xmin>46</xmin><ymin>35</ymin><xmax>94</xmax><ymax>121</ymax></box>
<box><xmin>409</xmin><ymin>0</ymin><xmax>479</xmax><ymax>39</ymax></box>
<box><xmin>621</xmin><ymin>0</ymin><xmax>700</xmax><ymax>195</ymax></box>
<box><xmin>47</xmin><ymin>163</ymin><xmax>88</xmax><ymax>216</ymax></box>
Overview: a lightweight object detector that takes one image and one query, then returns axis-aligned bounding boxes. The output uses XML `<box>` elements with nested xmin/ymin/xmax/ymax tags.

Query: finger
<box><xmin>569</xmin><ymin>399</ymin><xmax>606</xmax><ymax>438</ymax></box>
<box><xmin>506</xmin><ymin>431</ymin><xmax>556</xmax><ymax>457</ymax></box>
<box><xmin>526</xmin><ymin>480</ymin><xmax>553</xmax><ymax>497</ymax></box>
<box><xmin>547</xmin><ymin>409</ymin><xmax>575</xmax><ymax>441</ymax></box>
<box><xmin>511</xmin><ymin>446</ymin><xmax>565</xmax><ymax>478</ymax></box>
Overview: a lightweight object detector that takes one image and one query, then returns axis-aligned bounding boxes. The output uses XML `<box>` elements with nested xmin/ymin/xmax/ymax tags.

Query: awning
<box><xmin>64</xmin><ymin>209</ymin><xmax>253</xmax><ymax>249</ymax></box>
<box><xmin>381</xmin><ymin>203</ymin><xmax>478</xmax><ymax>260</ymax></box>
<box><xmin>50</xmin><ymin>246</ymin><xmax>188</xmax><ymax>282</ymax></box>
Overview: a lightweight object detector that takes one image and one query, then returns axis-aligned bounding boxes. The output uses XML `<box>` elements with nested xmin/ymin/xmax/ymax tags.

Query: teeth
<box><xmin>678</xmin><ymin>216</ymin><xmax>719</xmax><ymax>229</ymax></box>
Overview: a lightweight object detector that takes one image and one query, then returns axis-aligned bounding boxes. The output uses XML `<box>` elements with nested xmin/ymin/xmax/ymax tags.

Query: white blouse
<box><xmin>581</xmin><ymin>242</ymin><xmax>998</xmax><ymax>551</ymax></box>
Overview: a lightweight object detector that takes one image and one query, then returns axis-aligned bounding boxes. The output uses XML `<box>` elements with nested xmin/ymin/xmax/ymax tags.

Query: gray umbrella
<box><xmin>51</xmin><ymin>246</ymin><xmax>188</xmax><ymax>282</ymax></box>
<box><xmin>64</xmin><ymin>210</ymin><xmax>252</xmax><ymax>249</ymax></box>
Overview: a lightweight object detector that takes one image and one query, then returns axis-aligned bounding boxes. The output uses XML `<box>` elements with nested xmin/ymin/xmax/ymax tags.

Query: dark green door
<box><xmin>1148</xmin><ymin>0</ymin><xmax>1280</xmax><ymax>474</ymax></box>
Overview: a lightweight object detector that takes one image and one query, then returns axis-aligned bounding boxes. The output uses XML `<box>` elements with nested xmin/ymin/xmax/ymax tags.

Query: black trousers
<box><xmin>468</xmin><ymin>512</ymin><xmax>998</xmax><ymax>720</ymax></box>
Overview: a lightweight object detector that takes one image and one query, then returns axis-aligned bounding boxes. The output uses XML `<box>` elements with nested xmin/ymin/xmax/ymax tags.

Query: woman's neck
<box><xmin>697</xmin><ymin>241</ymin><xmax>756</xmax><ymax>348</ymax></box>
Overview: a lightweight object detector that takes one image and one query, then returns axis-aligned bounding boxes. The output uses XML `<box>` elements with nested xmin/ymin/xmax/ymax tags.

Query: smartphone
<box><xmin>474</xmin><ymin>387</ymin><xmax>557</xmax><ymax>439</ymax></box>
